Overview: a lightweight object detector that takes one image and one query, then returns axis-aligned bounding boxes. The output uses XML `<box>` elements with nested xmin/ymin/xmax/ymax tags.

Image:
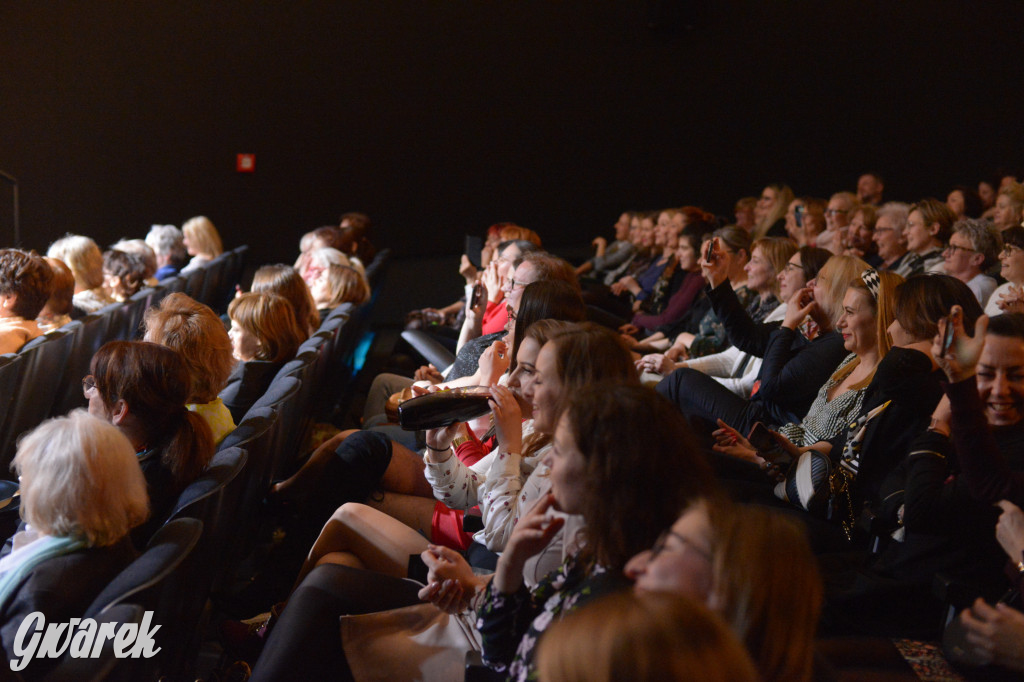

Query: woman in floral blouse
<box><xmin>474</xmin><ymin>384</ymin><xmax>716</xmax><ymax>680</ymax></box>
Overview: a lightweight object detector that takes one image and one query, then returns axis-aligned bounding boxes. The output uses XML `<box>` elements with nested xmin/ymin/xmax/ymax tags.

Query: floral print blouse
<box><xmin>476</xmin><ymin>553</ymin><xmax>624</xmax><ymax>681</ymax></box>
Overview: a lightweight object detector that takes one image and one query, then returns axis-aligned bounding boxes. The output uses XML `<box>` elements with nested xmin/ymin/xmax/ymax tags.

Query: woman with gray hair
<box><xmin>0</xmin><ymin>410</ymin><xmax>148</xmax><ymax>678</ymax></box>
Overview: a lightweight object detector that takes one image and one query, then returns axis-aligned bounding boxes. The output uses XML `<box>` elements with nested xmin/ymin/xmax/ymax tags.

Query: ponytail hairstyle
<box><xmin>90</xmin><ymin>341</ymin><xmax>214</xmax><ymax>486</ymax></box>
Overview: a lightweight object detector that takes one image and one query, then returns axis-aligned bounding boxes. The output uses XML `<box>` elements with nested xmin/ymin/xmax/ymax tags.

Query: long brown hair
<box><xmin>251</xmin><ymin>264</ymin><xmax>321</xmax><ymax>334</ymax></box>
<box><xmin>705</xmin><ymin>500</ymin><xmax>821</xmax><ymax>682</ymax></box>
<box><xmin>91</xmin><ymin>340</ymin><xmax>214</xmax><ymax>486</ymax></box>
<box><xmin>565</xmin><ymin>383</ymin><xmax>714</xmax><ymax>571</ymax></box>
<box><xmin>228</xmin><ymin>292</ymin><xmax>308</xmax><ymax>362</ymax></box>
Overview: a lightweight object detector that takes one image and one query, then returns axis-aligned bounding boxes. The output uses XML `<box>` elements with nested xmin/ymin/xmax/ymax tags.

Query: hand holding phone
<box><xmin>703</xmin><ymin>238</ymin><xmax>717</xmax><ymax>265</ymax></box>
<box><xmin>747</xmin><ymin>422</ymin><xmax>793</xmax><ymax>471</ymax></box>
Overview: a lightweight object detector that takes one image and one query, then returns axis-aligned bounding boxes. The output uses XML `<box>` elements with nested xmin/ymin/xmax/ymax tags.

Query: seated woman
<box><xmin>221</xmin><ymin>292</ymin><xmax>309</xmax><ymax>423</ymax></box>
<box><xmin>249</xmin><ymin>383</ymin><xmax>714</xmax><ymax>682</ymax></box>
<box><xmin>36</xmin><ymin>257</ymin><xmax>75</xmax><ymax>333</ymax></box>
<box><xmin>641</xmin><ymin>235</ymin><xmax>793</xmax><ymax>363</ymax></box>
<box><xmin>946</xmin><ymin>185</ymin><xmax>984</xmax><ymax>220</ymax></box>
<box><xmin>110</xmin><ymin>238</ymin><xmax>159</xmax><ymax>287</ymax></box>
<box><xmin>602</xmin><ymin>209</ymin><xmax>680</xmax><ymax>319</ymax></box>
<box><xmin>269</xmin><ymin>281</ymin><xmax>587</xmax><ymax>534</ymax></box>
<box><xmin>819</xmin><ymin>309</ymin><xmax>1020</xmax><ymax>639</ymax></box>
<box><xmin>752</xmin><ymin>183</ymin><xmax>794</xmax><ymax>239</ymax></box>
<box><xmin>640</xmin><ymin>245</ymin><xmax>829</xmax><ymax>396</ymax></box>
<box><xmin>250</xmin><ymin>264</ymin><xmax>321</xmax><ymax>336</ymax></box>
<box><xmin>621</xmin><ymin>227</ymin><xmax>707</xmax><ymax>339</ymax></box>
<box><xmin>710</xmin><ymin>269</ymin><xmax>902</xmax><ymax>514</ymax></box>
<box><xmin>287</xmin><ymin>323</ymin><xmax>640</xmax><ymax>587</ymax></box>
<box><xmin>309</xmin><ymin>263</ymin><xmax>370</xmax><ymax>324</ymax></box>
<box><xmin>0</xmin><ymin>410</ymin><xmax>148</xmax><ymax>680</ymax></box>
<box><xmin>101</xmin><ymin>249</ymin><xmax>147</xmax><ymax>302</ymax></box>
<box><xmin>86</xmin><ymin>341</ymin><xmax>215</xmax><ymax>543</ymax></box>
<box><xmin>624</xmin><ymin>497</ymin><xmax>822</xmax><ymax>682</ymax></box>
<box><xmin>536</xmin><ymin>591</ymin><xmax>758</xmax><ymax>682</ymax></box>
<box><xmin>661</xmin><ymin>226</ymin><xmax>760</xmax><ymax>359</ymax></box>
<box><xmin>46</xmin><ymin>234</ymin><xmax>113</xmax><ymax>314</ymax></box>
<box><xmin>986</xmin><ymin>226</ymin><xmax>1024</xmax><ymax>317</ymax></box>
<box><xmin>143</xmin><ymin>293</ymin><xmax>236</xmax><ymax>444</ymax></box>
<box><xmin>180</xmin><ymin>215</ymin><xmax>224</xmax><ymax>272</ymax></box>
<box><xmin>300</xmin><ymin>246</ymin><xmax>361</xmax><ymax>287</ymax></box>
<box><xmin>658</xmin><ymin>254</ymin><xmax>867</xmax><ymax>439</ymax></box>
<box><xmin>843</xmin><ymin>204</ymin><xmax>881</xmax><ymax>266</ymax></box>
<box><xmin>0</xmin><ymin>249</ymin><xmax>53</xmax><ymax>354</ymax></box>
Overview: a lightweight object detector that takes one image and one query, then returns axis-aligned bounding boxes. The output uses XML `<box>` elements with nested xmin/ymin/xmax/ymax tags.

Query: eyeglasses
<box><xmin>650</xmin><ymin>529</ymin><xmax>711</xmax><ymax>562</ymax></box>
<box><xmin>1003</xmin><ymin>244</ymin><xmax>1024</xmax><ymax>257</ymax></box>
<box><xmin>783</xmin><ymin>262</ymin><xmax>804</xmax><ymax>274</ymax></box>
<box><xmin>82</xmin><ymin>375</ymin><xmax>97</xmax><ymax>397</ymax></box>
<box><xmin>944</xmin><ymin>244</ymin><xmax>977</xmax><ymax>256</ymax></box>
<box><xmin>507</xmin><ymin>277</ymin><xmax>529</xmax><ymax>290</ymax></box>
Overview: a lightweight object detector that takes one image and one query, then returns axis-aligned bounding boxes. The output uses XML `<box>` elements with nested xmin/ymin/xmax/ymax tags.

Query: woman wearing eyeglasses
<box><xmin>624</xmin><ymin>497</ymin><xmax>822</xmax><ymax>682</ymax></box>
<box><xmin>986</xmin><ymin>227</ymin><xmax>1024</xmax><ymax>317</ymax></box>
<box><xmin>84</xmin><ymin>340</ymin><xmax>215</xmax><ymax>544</ymax></box>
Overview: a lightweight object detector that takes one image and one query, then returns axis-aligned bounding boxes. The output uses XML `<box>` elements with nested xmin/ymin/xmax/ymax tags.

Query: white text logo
<box><xmin>10</xmin><ymin>611</ymin><xmax>161</xmax><ymax>671</ymax></box>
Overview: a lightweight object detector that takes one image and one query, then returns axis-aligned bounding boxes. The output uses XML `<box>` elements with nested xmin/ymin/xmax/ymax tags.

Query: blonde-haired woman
<box><xmin>752</xmin><ymin>183</ymin><xmax>794</xmax><ymax>239</ymax></box>
<box><xmin>46</xmin><ymin>234</ymin><xmax>113</xmax><ymax>313</ymax></box>
<box><xmin>221</xmin><ymin>292</ymin><xmax>309</xmax><ymax>422</ymax></box>
<box><xmin>0</xmin><ymin>411</ymin><xmax>149</xmax><ymax>678</ymax></box>
<box><xmin>144</xmin><ymin>293</ymin><xmax>236</xmax><ymax>443</ymax></box>
<box><xmin>181</xmin><ymin>215</ymin><xmax>224</xmax><ymax>272</ymax></box>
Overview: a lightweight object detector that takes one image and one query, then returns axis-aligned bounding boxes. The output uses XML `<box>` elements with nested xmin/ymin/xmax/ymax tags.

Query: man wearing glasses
<box><xmin>943</xmin><ymin>218</ymin><xmax>1002</xmax><ymax>307</ymax></box>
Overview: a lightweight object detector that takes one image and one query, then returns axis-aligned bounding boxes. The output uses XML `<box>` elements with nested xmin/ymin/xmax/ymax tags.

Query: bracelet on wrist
<box><xmin>426</xmin><ymin>443</ymin><xmax>450</xmax><ymax>453</ymax></box>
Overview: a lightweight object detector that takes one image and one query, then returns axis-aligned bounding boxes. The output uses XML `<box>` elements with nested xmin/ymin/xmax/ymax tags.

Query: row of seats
<box><xmin>0</xmin><ymin>246</ymin><xmax>248</xmax><ymax>478</ymax></box>
<box><xmin>6</xmin><ymin>247</ymin><xmax>390</xmax><ymax>681</ymax></box>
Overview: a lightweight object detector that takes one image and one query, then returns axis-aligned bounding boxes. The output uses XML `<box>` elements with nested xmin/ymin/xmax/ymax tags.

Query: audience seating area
<box><xmin>0</xmin><ymin>244</ymin><xmax>393</xmax><ymax>681</ymax></box>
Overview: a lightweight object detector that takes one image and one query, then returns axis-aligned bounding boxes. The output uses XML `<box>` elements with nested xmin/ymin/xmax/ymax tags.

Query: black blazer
<box><xmin>0</xmin><ymin>537</ymin><xmax>135</xmax><ymax>680</ymax></box>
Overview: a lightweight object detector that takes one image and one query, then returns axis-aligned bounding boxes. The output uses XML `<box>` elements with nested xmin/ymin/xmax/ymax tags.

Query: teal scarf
<box><xmin>0</xmin><ymin>534</ymin><xmax>87</xmax><ymax>609</ymax></box>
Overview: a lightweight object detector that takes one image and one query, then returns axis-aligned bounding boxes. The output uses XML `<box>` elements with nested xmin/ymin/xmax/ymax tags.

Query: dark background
<box><xmin>1</xmin><ymin>1</ymin><xmax>1022</xmax><ymax>309</ymax></box>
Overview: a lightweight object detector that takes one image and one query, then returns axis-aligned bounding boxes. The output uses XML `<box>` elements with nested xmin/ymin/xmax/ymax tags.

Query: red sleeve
<box><xmin>454</xmin><ymin>423</ymin><xmax>494</xmax><ymax>467</ymax></box>
<box><xmin>481</xmin><ymin>300</ymin><xmax>509</xmax><ymax>336</ymax></box>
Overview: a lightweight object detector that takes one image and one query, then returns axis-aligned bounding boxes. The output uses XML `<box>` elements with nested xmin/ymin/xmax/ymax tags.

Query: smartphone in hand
<box><xmin>703</xmin><ymin>238</ymin><xmax>717</xmax><ymax>264</ymax></box>
<box><xmin>941</xmin><ymin>314</ymin><xmax>956</xmax><ymax>355</ymax></box>
<box><xmin>465</xmin><ymin>235</ymin><xmax>483</xmax><ymax>269</ymax></box>
<box><xmin>748</xmin><ymin>422</ymin><xmax>793</xmax><ymax>470</ymax></box>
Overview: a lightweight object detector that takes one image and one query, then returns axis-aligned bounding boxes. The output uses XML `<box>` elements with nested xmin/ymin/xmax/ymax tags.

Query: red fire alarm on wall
<box><xmin>236</xmin><ymin>154</ymin><xmax>256</xmax><ymax>173</ymax></box>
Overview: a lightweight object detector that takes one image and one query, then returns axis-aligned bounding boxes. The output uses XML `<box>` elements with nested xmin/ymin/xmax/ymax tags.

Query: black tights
<box><xmin>250</xmin><ymin>563</ymin><xmax>423</xmax><ymax>682</ymax></box>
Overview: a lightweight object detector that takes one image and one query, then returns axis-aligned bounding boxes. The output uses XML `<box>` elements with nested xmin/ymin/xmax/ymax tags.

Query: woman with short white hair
<box><xmin>0</xmin><ymin>411</ymin><xmax>148</xmax><ymax>678</ymax></box>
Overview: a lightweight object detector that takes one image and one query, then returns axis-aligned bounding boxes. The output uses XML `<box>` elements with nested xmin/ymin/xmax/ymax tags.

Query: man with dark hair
<box><xmin>857</xmin><ymin>173</ymin><xmax>885</xmax><ymax>206</ymax></box>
